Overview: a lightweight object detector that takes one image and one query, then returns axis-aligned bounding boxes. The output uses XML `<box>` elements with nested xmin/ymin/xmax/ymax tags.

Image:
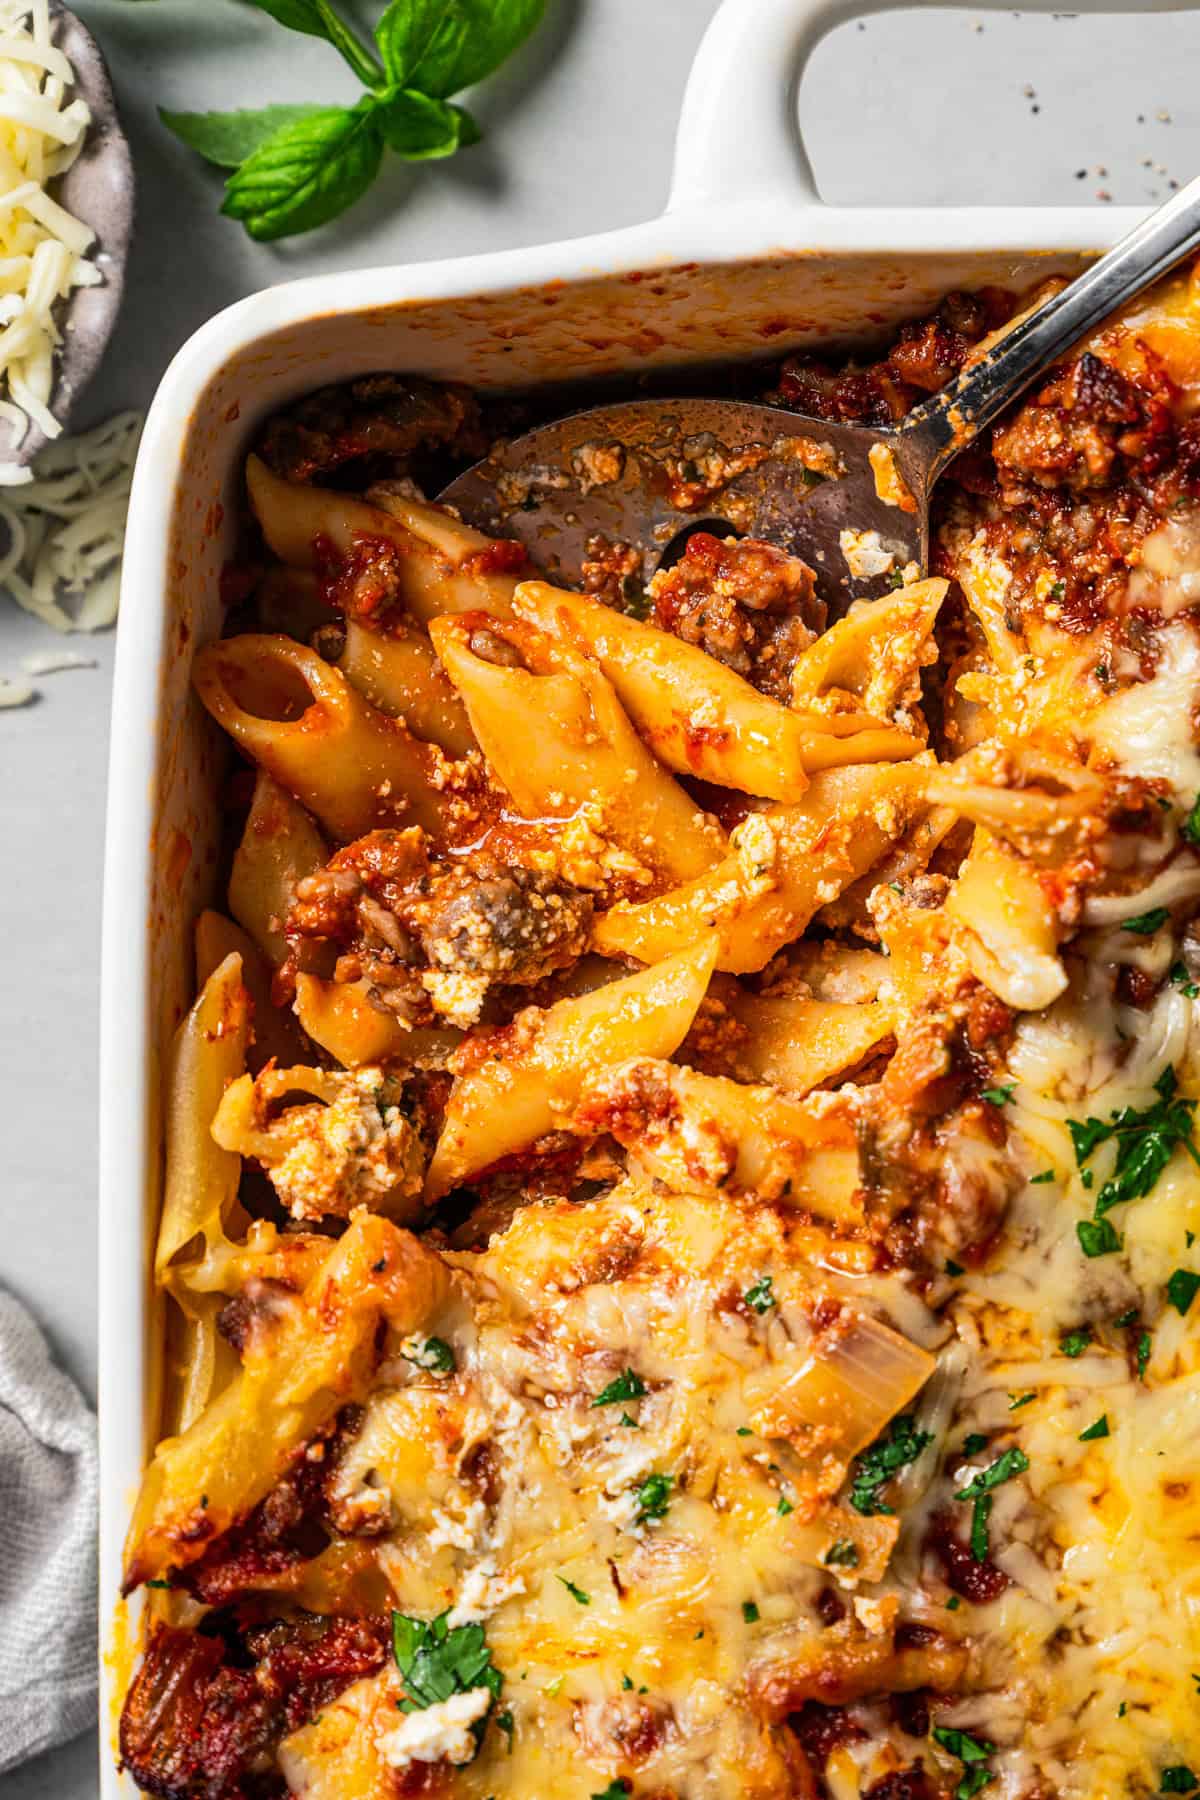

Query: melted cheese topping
<box><xmin>125</xmin><ymin>266</ymin><xmax>1200</xmax><ymax>1800</ymax></box>
<box><xmin>0</xmin><ymin>0</ymin><xmax>99</xmax><ymax>474</ymax></box>
<box><xmin>279</xmin><ymin>1186</ymin><xmax>950</xmax><ymax>1799</ymax></box>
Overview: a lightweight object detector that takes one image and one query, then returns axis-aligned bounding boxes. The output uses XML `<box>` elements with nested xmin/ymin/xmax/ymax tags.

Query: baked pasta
<box><xmin>119</xmin><ymin>264</ymin><xmax>1200</xmax><ymax>1800</ymax></box>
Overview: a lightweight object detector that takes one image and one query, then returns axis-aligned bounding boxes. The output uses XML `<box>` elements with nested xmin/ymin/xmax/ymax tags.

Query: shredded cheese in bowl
<box><xmin>0</xmin><ymin>0</ymin><xmax>100</xmax><ymax>479</ymax></box>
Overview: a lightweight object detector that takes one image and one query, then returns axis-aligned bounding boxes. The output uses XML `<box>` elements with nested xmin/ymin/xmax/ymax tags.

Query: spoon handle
<box><xmin>902</xmin><ymin>170</ymin><xmax>1200</xmax><ymax>484</ymax></box>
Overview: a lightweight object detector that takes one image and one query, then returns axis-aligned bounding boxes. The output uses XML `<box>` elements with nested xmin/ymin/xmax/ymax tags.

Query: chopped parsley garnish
<box><xmin>955</xmin><ymin>1448</ymin><xmax>1030</xmax><ymax>1563</ymax></box>
<box><xmin>1060</xmin><ymin>1328</ymin><xmax>1092</xmax><ymax>1358</ymax></box>
<box><xmin>744</xmin><ymin>1274</ymin><xmax>776</xmax><ymax>1314</ymax></box>
<box><xmin>592</xmin><ymin>1783</ymin><xmax>632</xmax><ymax>1800</ymax></box>
<box><xmin>403</xmin><ymin>1335</ymin><xmax>456</xmax><ymax>1375</ymax></box>
<box><xmin>981</xmin><ymin>1083</ymin><xmax>1015</xmax><ymax>1106</ymax></box>
<box><xmin>391</xmin><ymin>1611</ymin><xmax>502</xmax><ymax>1717</ymax></box>
<box><xmin>848</xmin><ymin>1415</ymin><xmax>933</xmax><ymax>1516</ymax></box>
<box><xmin>962</xmin><ymin>1432</ymin><xmax>989</xmax><ymax>1456</ymax></box>
<box><xmin>1167</xmin><ymin>1269</ymin><xmax>1200</xmax><ymax>1316</ymax></box>
<box><xmin>1049</xmin><ymin>579</ymin><xmax>1066</xmax><ymax>600</ymax></box>
<box><xmin>557</xmin><ymin>1576</ymin><xmax>590</xmax><ymax>1605</ymax></box>
<box><xmin>1161</xmin><ymin>1771</ymin><xmax>1199</xmax><ymax>1795</ymax></box>
<box><xmin>946</xmin><ymin>1258</ymin><xmax>966</xmax><ymax>1276</ymax></box>
<box><xmin>824</xmin><ymin>1539</ymin><xmax>860</xmax><ymax>1568</ymax></box>
<box><xmin>1079</xmin><ymin>1415</ymin><xmax>1110</xmax><ymax>1441</ymax></box>
<box><xmin>736</xmin><ymin>1426</ymin><xmax>753</xmax><ymax>1437</ymax></box>
<box><xmin>1121</xmin><ymin>907</ymin><xmax>1171</xmax><ymax>935</ymax></box>
<box><xmin>742</xmin><ymin>1600</ymin><xmax>760</xmax><ymax>1622</ymax></box>
<box><xmin>144</xmin><ymin>1578</ymin><xmax>171</xmax><ymax>1589</ymax></box>
<box><xmin>634</xmin><ymin>1472</ymin><xmax>673</xmax><ymax>1525</ymax></box>
<box><xmin>1031</xmin><ymin>1169</ymin><xmax>1055</xmax><ymax>1184</ymax></box>
<box><xmin>592</xmin><ymin>1369</ymin><xmax>647</xmax><ymax>1408</ymax></box>
<box><xmin>1182</xmin><ymin>795</ymin><xmax>1200</xmax><ymax>846</ymax></box>
<box><xmin>932</xmin><ymin>1725</ymin><xmax>997</xmax><ymax>1799</ymax></box>
<box><xmin>621</xmin><ymin>1674</ymin><xmax>633</xmax><ymax>1691</ymax></box>
<box><xmin>947</xmin><ymin>1595</ymin><xmax>961</xmax><ymax>1610</ymax></box>
<box><xmin>619</xmin><ymin>1412</ymin><xmax>639</xmax><ymax>1429</ymax></box>
<box><xmin>1008</xmin><ymin>1392</ymin><xmax>1036</xmax><ymax>1411</ymax></box>
<box><xmin>1115</xmin><ymin>1306</ymin><xmax>1139</xmax><ymax>1327</ymax></box>
<box><xmin>1138</xmin><ymin>1330</ymin><xmax>1153</xmax><ymax>1381</ymax></box>
<box><xmin>1078</xmin><ymin>1218</ymin><xmax>1123</xmax><ymax>1258</ymax></box>
<box><xmin>1172</xmin><ymin>961</ymin><xmax>1200</xmax><ymax>999</ymax></box>
<box><xmin>776</xmin><ymin>1494</ymin><xmax>794</xmax><ymax>1517</ymax></box>
<box><xmin>1069</xmin><ymin>1069</ymin><xmax>1200</xmax><ymax>1244</ymax></box>
<box><xmin>495</xmin><ymin>1709</ymin><xmax>514</xmax><ymax>1750</ymax></box>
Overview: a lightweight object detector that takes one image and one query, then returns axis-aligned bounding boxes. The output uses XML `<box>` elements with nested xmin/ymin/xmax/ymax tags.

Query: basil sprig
<box><xmin>160</xmin><ymin>0</ymin><xmax>544</xmax><ymax>240</ymax></box>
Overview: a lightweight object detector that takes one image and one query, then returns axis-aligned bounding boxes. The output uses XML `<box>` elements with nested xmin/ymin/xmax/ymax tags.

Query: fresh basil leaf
<box><xmin>160</xmin><ymin>103</ymin><xmax>327</xmax><ymax>170</ymax></box>
<box><xmin>222</xmin><ymin>100</ymin><xmax>383</xmax><ymax>241</ymax></box>
<box><xmin>452</xmin><ymin>103</ymin><xmax>482</xmax><ymax>146</ymax></box>
<box><xmin>375</xmin><ymin>87</ymin><xmax>461</xmax><ymax>159</ymax></box>
<box><xmin>402</xmin><ymin>0</ymin><xmax>545</xmax><ymax>98</ymax></box>
<box><xmin>1078</xmin><ymin>1414</ymin><xmax>1109</xmax><ymax>1441</ymax></box>
<box><xmin>375</xmin><ymin>0</ymin><xmax>462</xmax><ymax>86</ymax></box>
<box><xmin>1182</xmin><ymin>794</ymin><xmax>1200</xmax><ymax>846</ymax></box>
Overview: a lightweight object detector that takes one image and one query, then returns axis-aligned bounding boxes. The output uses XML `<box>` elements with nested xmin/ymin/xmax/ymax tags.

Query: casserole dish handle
<box><xmin>670</xmin><ymin>0</ymin><xmax>1192</xmax><ymax>214</ymax></box>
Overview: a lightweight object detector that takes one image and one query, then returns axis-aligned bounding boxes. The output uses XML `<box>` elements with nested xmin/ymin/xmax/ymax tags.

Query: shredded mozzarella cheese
<box><xmin>0</xmin><ymin>0</ymin><xmax>101</xmax><ymax>474</ymax></box>
<box><xmin>0</xmin><ymin>406</ymin><xmax>140</xmax><ymax>631</ymax></box>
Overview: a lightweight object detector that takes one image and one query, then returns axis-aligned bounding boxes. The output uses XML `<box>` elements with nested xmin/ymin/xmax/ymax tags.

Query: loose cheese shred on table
<box><xmin>0</xmin><ymin>0</ymin><xmax>100</xmax><ymax>480</ymax></box>
<box><xmin>0</xmin><ymin>406</ymin><xmax>141</xmax><ymax>636</ymax></box>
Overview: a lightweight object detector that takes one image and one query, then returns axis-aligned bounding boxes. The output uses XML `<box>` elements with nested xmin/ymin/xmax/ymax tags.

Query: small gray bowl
<box><xmin>0</xmin><ymin>2</ymin><xmax>134</xmax><ymax>468</ymax></box>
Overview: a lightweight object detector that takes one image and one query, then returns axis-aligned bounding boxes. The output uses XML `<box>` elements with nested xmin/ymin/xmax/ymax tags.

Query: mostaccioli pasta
<box><xmin>119</xmin><ymin>269</ymin><xmax>1200</xmax><ymax>1800</ymax></box>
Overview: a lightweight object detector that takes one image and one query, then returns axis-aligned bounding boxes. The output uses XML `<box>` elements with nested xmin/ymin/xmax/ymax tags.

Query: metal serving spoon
<box><xmin>0</xmin><ymin>4</ymin><xmax>134</xmax><ymax>468</ymax></box>
<box><xmin>441</xmin><ymin>172</ymin><xmax>1200</xmax><ymax>612</ymax></box>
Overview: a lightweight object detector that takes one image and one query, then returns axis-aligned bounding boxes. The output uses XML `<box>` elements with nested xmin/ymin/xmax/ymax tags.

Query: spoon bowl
<box><xmin>442</xmin><ymin>169</ymin><xmax>1200</xmax><ymax>615</ymax></box>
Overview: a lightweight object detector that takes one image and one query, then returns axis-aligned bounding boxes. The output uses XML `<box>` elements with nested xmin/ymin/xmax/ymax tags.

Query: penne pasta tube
<box><xmin>227</xmin><ymin>771</ymin><xmax>325</xmax><ymax>970</ymax></box>
<box><xmin>338</xmin><ymin>616</ymin><xmax>475</xmax><ymax>756</ymax></box>
<box><xmin>124</xmin><ymin>1214</ymin><xmax>450</xmax><ymax>1591</ymax></box>
<box><xmin>162</xmin><ymin>1294</ymin><xmax>240</xmax><ymax>1439</ymax></box>
<box><xmin>154</xmin><ymin>951</ymin><xmax>250</xmax><ymax>1280</ymax></box>
<box><xmin>744</xmin><ymin>1310</ymin><xmax>935</xmax><ymax>1462</ymax></box>
<box><xmin>727</xmin><ymin>991</ymin><xmax>896</xmax><ymax>1096</ymax></box>
<box><xmin>515</xmin><ymin>581</ymin><xmax>920</xmax><ymax>800</ymax></box>
<box><xmin>193</xmin><ymin>634</ymin><xmax>473</xmax><ymax>844</ymax></box>
<box><xmin>246</xmin><ymin>455</ymin><xmax>524</xmax><ymax>623</ymax></box>
<box><xmin>573</xmin><ymin>1057</ymin><xmax>863</xmax><ymax>1222</ymax></box>
<box><xmin>789</xmin><ymin>577</ymin><xmax>948</xmax><ymax>715</ymax></box>
<box><xmin>194</xmin><ymin>908</ymin><xmax>304</xmax><ymax>1072</ymax></box>
<box><xmin>592</xmin><ymin>763</ymin><xmax>924</xmax><ymax>973</ymax></box>
<box><xmin>943</xmin><ymin>827</ymin><xmax>1068</xmax><ymax>1012</ymax></box>
<box><xmin>294</xmin><ymin>972</ymin><xmax>464</xmax><ymax>1069</ymax></box>
<box><xmin>211</xmin><ymin>1064</ymin><xmax>426</xmax><ymax>1225</ymax></box>
<box><xmin>430</xmin><ymin>613</ymin><xmax>726</xmax><ymax>885</ymax></box>
<box><xmin>425</xmin><ymin>939</ymin><xmax>717</xmax><ymax>1199</ymax></box>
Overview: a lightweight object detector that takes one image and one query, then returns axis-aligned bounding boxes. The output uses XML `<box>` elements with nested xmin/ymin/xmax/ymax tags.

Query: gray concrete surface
<box><xmin>2</xmin><ymin>1</ymin><xmax>1200</xmax><ymax>1791</ymax></box>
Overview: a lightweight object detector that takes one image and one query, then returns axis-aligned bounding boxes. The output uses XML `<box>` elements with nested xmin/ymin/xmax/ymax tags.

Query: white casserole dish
<box><xmin>96</xmin><ymin>0</ymin><xmax>1185</xmax><ymax>1780</ymax></box>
